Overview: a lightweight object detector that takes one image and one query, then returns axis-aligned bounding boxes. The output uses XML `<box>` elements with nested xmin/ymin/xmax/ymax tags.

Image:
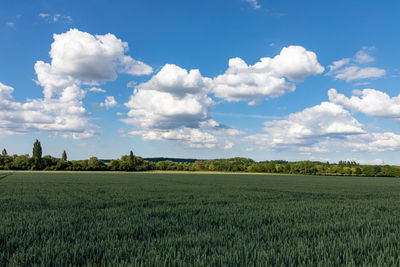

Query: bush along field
<box><xmin>1</xmin><ymin>142</ymin><xmax>400</xmax><ymax>177</ymax></box>
<box><xmin>1</xmin><ymin>172</ymin><xmax>400</xmax><ymax>265</ymax></box>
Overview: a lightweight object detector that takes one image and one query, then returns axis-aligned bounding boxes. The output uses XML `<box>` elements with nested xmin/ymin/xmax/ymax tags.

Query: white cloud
<box><xmin>200</xmin><ymin>119</ymin><xmax>245</xmax><ymax>136</ymax></box>
<box><xmin>327</xmin><ymin>47</ymin><xmax>385</xmax><ymax>82</ymax></box>
<box><xmin>138</xmin><ymin>64</ymin><xmax>212</xmax><ymax>97</ymax></box>
<box><xmin>327</xmin><ymin>58</ymin><xmax>350</xmax><ymax>72</ymax></box>
<box><xmin>0</xmin><ymin>82</ymin><xmax>17</xmax><ymax>107</ymax></box>
<box><xmin>39</xmin><ymin>13</ymin><xmax>72</xmax><ymax>23</ymax></box>
<box><xmin>54</xmin><ymin>14</ymin><xmax>72</xmax><ymax>23</ymax></box>
<box><xmin>123</xmin><ymin>64</ymin><xmax>214</xmax><ymax>130</ymax></box>
<box><xmin>353</xmin><ymin>82</ymin><xmax>370</xmax><ymax>87</ymax></box>
<box><xmin>123</xmin><ymin>88</ymin><xmax>214</xmax><ymax>130</ymax></box>
<box><xmin>334</xmin><ymin>66</ymin><xmax>385</xmax><ymax>82</ymax></box>
<box><xmin>39</xmin><ymin>13</ymin><xmax>50</xmax><ymax>18</ymax></box>
<box><xmin>0</xmin><ymin>82</ymin><xmax>96</xmax><ymax>139</ymax></box>
<box><xmin>266</xmin><ymin>46</ymin><xmax>324</xmax><ymax>82</ymax></box>
<box><xmin>339</xmin><ymin>132</ymin><xmax>400</xmax><ymax>152</ymax></box>
<box><xmin>243</xmin><ymin>88</ymin><xmax>400</xmax><ymax>154</ymax></box>
<box><xmin>118</xmin><ymin>55</ymin><xmax>153</xmax><ymax>76</ymax></box>
<box><xmin>1</xmin><ymin>28</ymin><xmax>152</xmax><ymax>139</ymax></box>
<box><xmin>357</xmin><ymin>158</ymin><xmax>384</xmax><ymax>165</ymax></box>
<box><xmin>244</xmin><ymin>102</ymin><xmax>365</xmax><ymax>151</ymax></box>
<box><xmin>34</xmin><ymin>29</ymin><xmax>152</xmax><ymax>99</ymax></box>
<box><xmin>122</xmin><ymin>64</ymin><xmax>242</xmax><ymax>148</ymax></box>
<box><xmin>88</xmin><ymin>87</ymin><xmax>106</xmax><ymax>93</ymax></box>
<box><xmin>355</xmin><ymin>47</ymin><xmax>375</xmax><ymax>64</ymax></box>
<box><xmin>129</xmin><ymin>128</ymin><xmax>218</xmax><ymax>149</ymax></box>
<box><xmin>212</xmin><ymin>46</ymin><xmax>324</xmax><ymax>104</ymax></box>
<box><xmin>34</xmin><ymin>60</ymin><xmax>77</xmax><ymax>99</ymax></box>
<box><xmin>47</xmin><ymin>29</ymin><xmax>152</xmax><ymax>82</ymax></box>
<box><xmin>100</xmin><ymin>96</ymin><xmax>117</xmax><ymax>110</ymax></box>
<box><xmin>329</xmin><ymin>88</ymin><xmax>400</xmax><ymax>118</ymax></box>
<box><xmin>243</xmin><ymin>0</ymin><xmax>261</xmax><ymax>9</ymax></box>
<box><xmin>126</xmin><ymin>81</ymin><xmax>137</xmax><ymax>88</ymax></box>
<box><xmin>122</xmin><ymin>47</ymin><xmax>324</xmax><ymax>147</ymax></box>
<box><xmin>128</xmin><ymin>124</ymin><xmax>241</xmax><ymax>149</ymax></box>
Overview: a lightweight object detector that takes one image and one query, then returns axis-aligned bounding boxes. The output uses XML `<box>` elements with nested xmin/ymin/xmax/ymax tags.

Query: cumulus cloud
<box><xmin>122</xmin><ymin>46</ymin><xmax>323</xmax><ymax>147</ymax></box>
<box><xmin>118</xmin><ymin>55</ymin><xmax>153</xmax><ymax>76</ymax></box>
<box><xmin>33</xmin><ymin>29</ymin><xmax>152</xmax><ymax>99</ymax></box>
<box><xmin>212</xmin><ymin>46</ymin><xmax>324</xmax><ymax>104</ymax></box>
<box><xmin>0</xmin><ymin>82</ymin><xmax>96</xmax><ymax>139</ymax></box>
<box><xmin>129</xmin><ymin>128</ymin><xmax>218</xmax><ymax>149</ymax></box>
<box><xmin>243</xmin><ymin>88</ymin><xmax>400</xmax><ymax>154</ymax></box>
<box><xmin>328</xmin><ymin>88</ymin><xmax>400</xmax><ymax>118</ymax></box>
<box><xmin>0</xmin><ymin>82</ymin><xmax>14</xmax><ymax>101</ymax></box>
<box><xmin>1</xmin><ymin>28</ymin><xmax>152</xmax><ymax>139</ymax></box>
<box><xmin>339</xmin><ymin>132</ymin><xmax>400</xmax><ymax>152</ymax></box>
<box><xmin>123</xmin><ymin>89</ymin><xmax>214</xmax><ymax>130</ymax></box>
<box><xmin>138</xmin><ymin>64</ymin><xmax>212</xmax><ymax>97</ymax></box>
<box><xmin>46</xmin><ymin>29</ymin><xmax>152</xmax><ymax>82</ymax></box>
<box><xmin>128</xmin><ymin>121</ymin><xmax>243</xmax><ymax>149</ymax></box>
<box><xmin>123</xmin><ymin>64</ymin><xmax>214</xmax><ymax>130</ymax></box>
<box><xmin>327</xmin><ymin>47</ymin><xmax>385</xmax><ymax>82</ymax></box>
<box><xmin>244</xmin><ymin>102</ymin><xmax>365</xmax><ymax>151</ymax></box>
<box><xmin>200</xmin><ymin>119</ymin><xmax>245</xmax><ymax>136</ymax></box>
<box><xmin>122</xmin><ymin>64</ymin><xmax>242</xmax><ymax>148</ymax></box>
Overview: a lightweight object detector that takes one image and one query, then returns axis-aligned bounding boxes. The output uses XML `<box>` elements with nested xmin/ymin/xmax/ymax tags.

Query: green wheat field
<box><xmin>1</xmin><ymin>172</ymin><xmax>400</xmax><ymax>265</ymax></box>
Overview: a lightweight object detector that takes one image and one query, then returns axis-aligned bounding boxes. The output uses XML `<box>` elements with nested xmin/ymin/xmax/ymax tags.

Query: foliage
<box><xmin>32</xmin><ymin>139</ymin><xmax>42</xmax><ymax>170</ymax></box>
<box><xmin>62</xmin><ymin>150</ymin><xmax>67</xmax><ymax>161</ymax></box>
<box><xmin>0</xmin><ymin>140</ymin><xmax>399</xmax><ymax>177</ymax></box>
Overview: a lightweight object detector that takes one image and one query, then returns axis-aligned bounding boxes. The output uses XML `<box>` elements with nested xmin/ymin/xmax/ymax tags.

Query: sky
<box><xmin>1</xmin><ymin>0</ymin><xmax>400</xmax><ymax>164</ymax></box>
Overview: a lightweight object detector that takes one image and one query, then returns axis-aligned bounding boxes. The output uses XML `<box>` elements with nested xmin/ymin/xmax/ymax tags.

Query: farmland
<box><xmin>1</xmin><ymin>172</ymin><xmax>400</xmax><ymax>265</ymax></box>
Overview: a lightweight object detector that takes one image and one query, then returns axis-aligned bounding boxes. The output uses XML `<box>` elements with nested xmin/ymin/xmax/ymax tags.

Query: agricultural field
<box><xmin>1</xmin><ymin>172</ymin><xmax>400</xmax><ymax>265</ymax></box>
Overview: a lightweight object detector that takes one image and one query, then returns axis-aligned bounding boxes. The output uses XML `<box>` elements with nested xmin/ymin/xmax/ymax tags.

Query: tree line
<box><xmin>1</xmin><ymin>140</ymin><xmax>400</xmax><ymax>177</ymax></box>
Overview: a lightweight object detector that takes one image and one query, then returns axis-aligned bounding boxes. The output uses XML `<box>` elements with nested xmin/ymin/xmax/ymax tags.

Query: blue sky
<box><xmin>1</xmin><ymin>0</ymin><xmax>400</xmax><ymax>164</ymax></box>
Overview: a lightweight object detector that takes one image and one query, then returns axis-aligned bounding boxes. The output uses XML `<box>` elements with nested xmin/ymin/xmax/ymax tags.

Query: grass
<box><xmin>1</xmin><ymin>172</ymin><xmax>400</xmax><ymax>265</ymax></box>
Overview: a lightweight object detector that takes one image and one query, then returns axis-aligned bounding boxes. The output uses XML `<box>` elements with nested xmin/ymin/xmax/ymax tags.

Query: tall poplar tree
<box><xmin>129</xmin><ymin>150</ymin><xmax>136</xmax><ymax>170</ymax></box>
<box><xmin>33</xmin><ymin>139</ymin><xmax>42</xmax><ymax>169</ymax></box>
<box><xmin>62</xmin><ymin>150</ymin><xmax>67</xmax><ymax>161</ymax></box>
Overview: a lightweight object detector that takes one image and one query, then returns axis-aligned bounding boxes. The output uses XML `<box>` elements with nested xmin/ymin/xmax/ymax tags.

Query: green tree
<box><xmin>2</xmin><ymin>149</ymin><xmax>7</xmax><ymax>156</ymax></box>
<box><xmin>129</xmin><ymin>150</ymin><xmax>136</xmax><ymax>169</ymax></box>
<box><xmin>62</xmin><ymin>150</ymin><xmax>67</xmax><ymax>161</ymax></box>
<box><xmin>363</xmin><ymin>166</ymin><xmax>375</xmax><ymax>177</ymax></box>
<box><xmin>87</xmin><ymin>157</ymin><xmax>105</xmax><ymax>171</ymax></box>
<box><xmin>12</xmin><ymin>155</ymin><xmax>31</xmax><ymax>170</ymax></box>
<box><xmin>42</xmin><ymin>155</ymin><xmax>59</xmax><ymax>170</ymax></box>
<box><xmin>109</xmin><ymin>159</ymin><xmax>121</xmax><ymax>171</ymax></box>
<box><xmin>32</xmin><ymin>139</ymin><xmax>42</xmax><ymax>169</ymax></box>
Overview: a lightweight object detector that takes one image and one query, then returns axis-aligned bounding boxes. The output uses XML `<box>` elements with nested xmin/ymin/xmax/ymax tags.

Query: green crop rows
<box><xmin>1</xmin><ymin>172</ymin><xmax>400</xmax><ymax>265</ymax></box>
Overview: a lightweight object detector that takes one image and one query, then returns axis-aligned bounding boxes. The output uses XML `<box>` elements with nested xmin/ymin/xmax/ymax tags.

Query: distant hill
<box><xmin>144</xmin><ymin>157</ymin><xmax>198</xmax><ymax>163</ymax></box>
